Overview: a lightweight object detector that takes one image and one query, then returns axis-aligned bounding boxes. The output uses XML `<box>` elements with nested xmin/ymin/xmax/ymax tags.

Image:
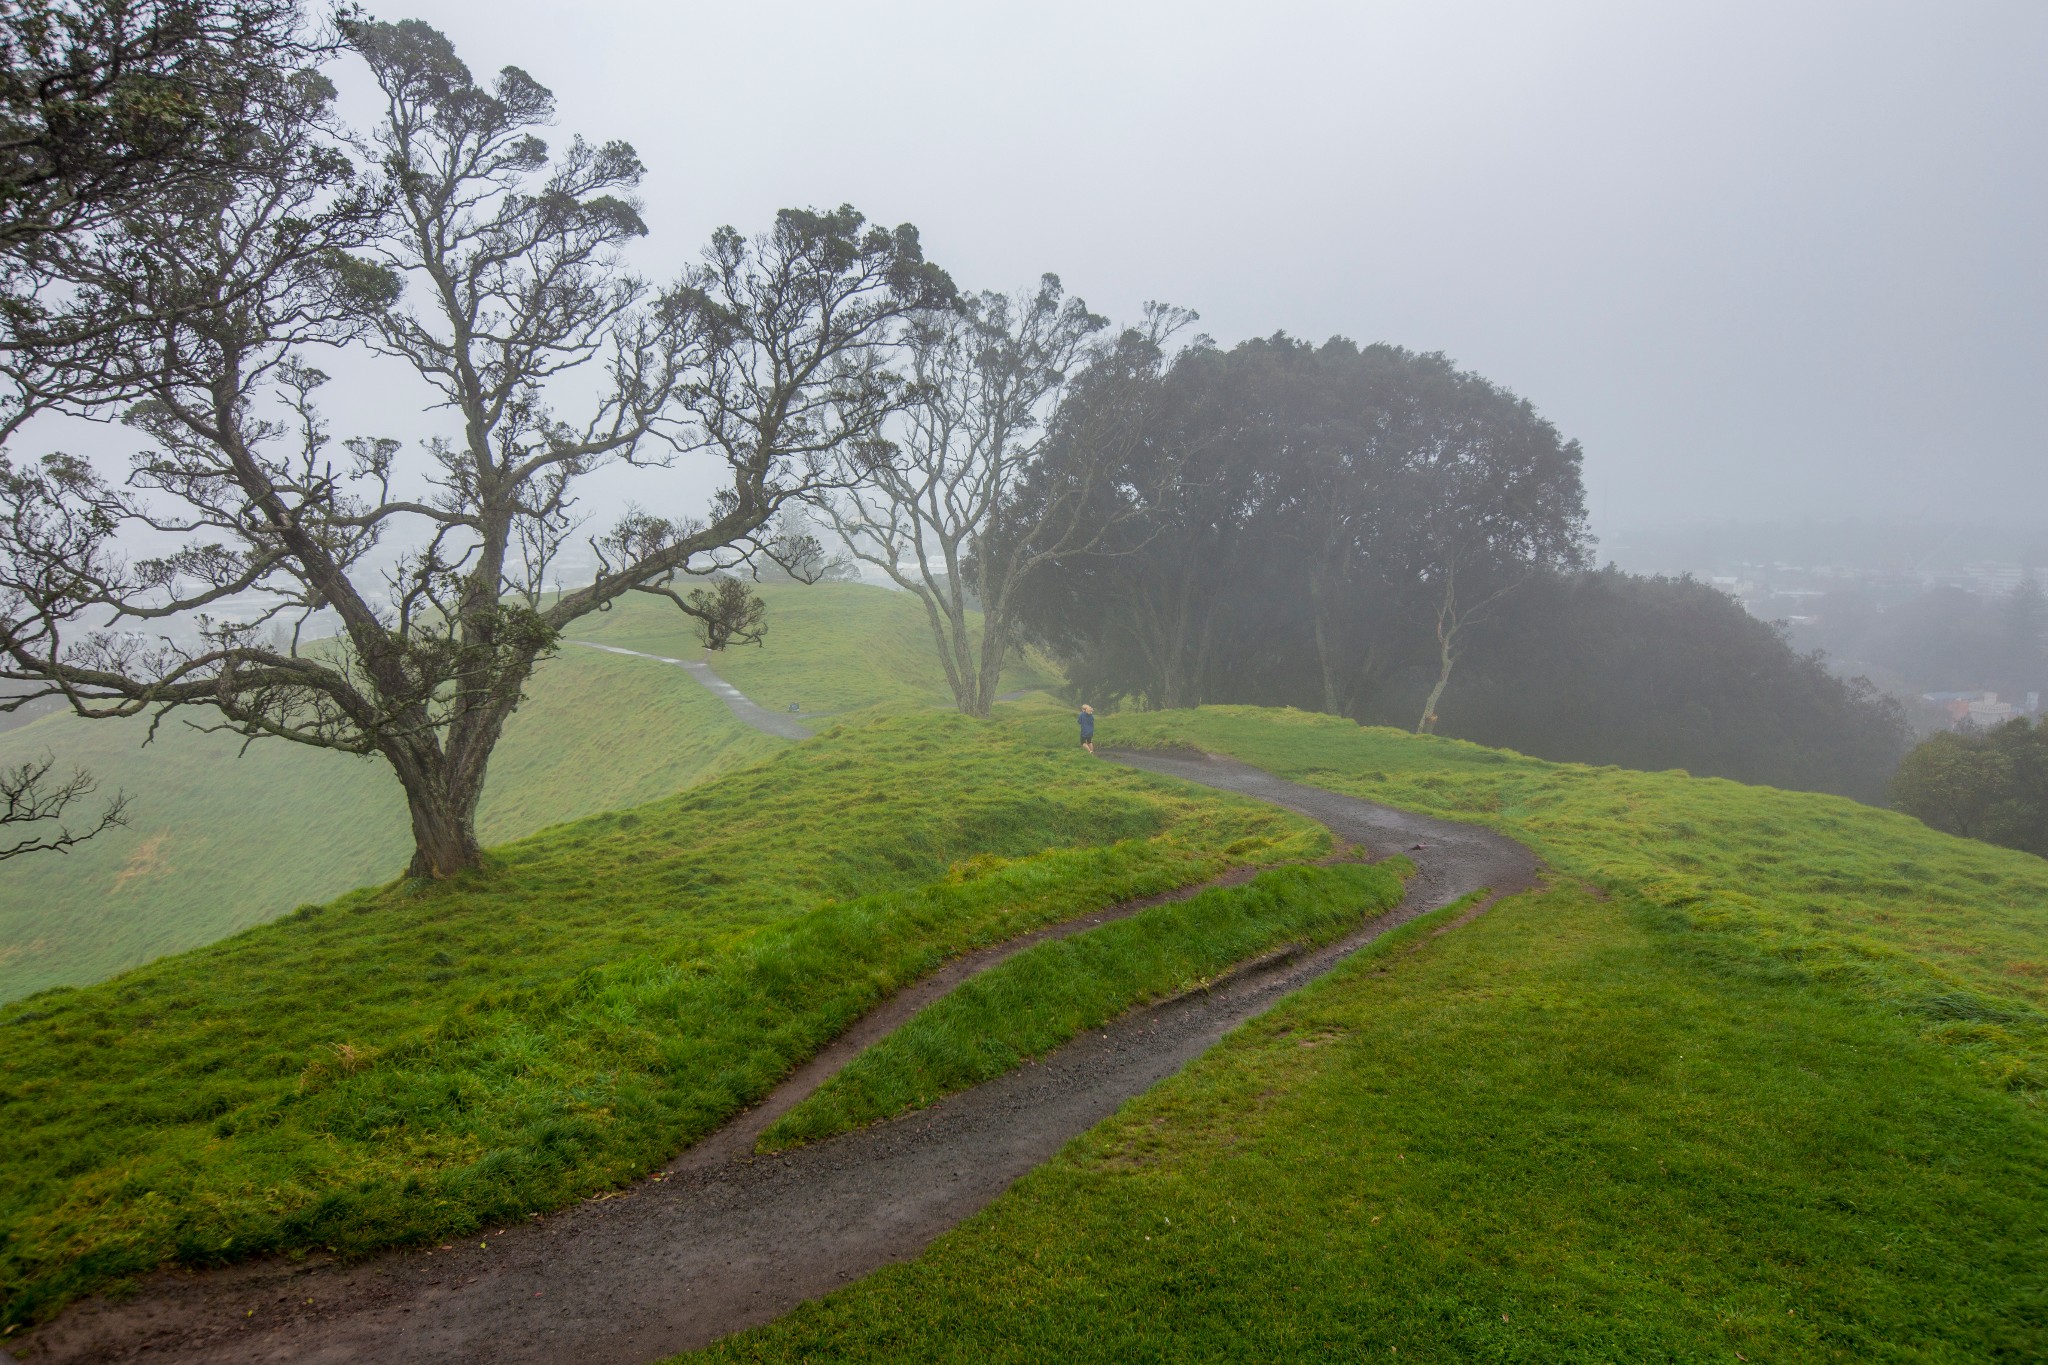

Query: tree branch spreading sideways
<box><xmin>0</xmin><ymin>17</ymin><xmax>954</xmax><ymax>879</ymax></box>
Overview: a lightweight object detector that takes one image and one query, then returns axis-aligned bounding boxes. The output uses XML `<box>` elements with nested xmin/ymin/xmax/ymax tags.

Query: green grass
<box><xmin>1088</xmin><ymin>706</ymin><xmax>2048</xmax><ymax>1097</ymax></box>
<box><xmin>0</xmin><ymin>714</ymin><xmax>1317</xmax><ymax>1332</ymax></box>
<box><xmin>573</xmin><ymin>580</ymin><xmax>1062</xmax><ymax>715</ymax></box>
<box><xmin>15</xmin><ymin>693</ymin><xmax>2048</xmax><ymax>1356</ymax></box>
<box><xmin>686</xmin><ymin>706</ymin><xmax>2048</xmax><ymax>1361</ymax></box>
<box><xmin>0</xmin><ymin>581</ymin><xmax>1042</xmax><ymax>1003</ymax></box>
<box><xmin>702</xmin><ymin>881</ymin><xmax>2048</xmax><ymax>1362</ymax></box>
<box><xmin>0</xmin><ymin>645</ymin><xmax>775</xmax><ymax>1002</ymax></box>
<box><xmin>761</xmin><ymin>860</ymin><xmax>1409</xmax><ymax>1152</ymax></box>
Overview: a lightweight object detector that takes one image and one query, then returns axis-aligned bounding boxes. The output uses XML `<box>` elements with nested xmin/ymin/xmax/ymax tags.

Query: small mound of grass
<box><xmin>760</xmin><ymin>860</ymin><xmax>1410</xmax><ymax>1151</ymax></box>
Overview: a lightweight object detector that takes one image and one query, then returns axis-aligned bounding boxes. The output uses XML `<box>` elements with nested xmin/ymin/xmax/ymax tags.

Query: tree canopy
<box><xmin>1009</xmin><ymin>334</ymin><xmax>1591</xmax><ymax>715</ymax></box>
<box><xmin>1893</xmin><ymin>718</ymin><xmax>2048</xmax><ymax>855</ymax></box>
<box><xmin>1002</xmin><ymin>335</ymin><xmax>1907</xmax><ymax>800</ymax></box>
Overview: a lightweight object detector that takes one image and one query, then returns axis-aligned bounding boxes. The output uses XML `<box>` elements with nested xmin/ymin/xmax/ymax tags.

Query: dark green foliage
<box><xmin>1893</xmin><ymin>717</ymin><xmax>2048</xmax><ymax>855</ymax></box>
<box><xmin>1427</xmin><ymin>569</ymin><xmax>1910</xmax><ymax>802</ymax></box>
<box><xmin>1008</xmin><ymin>334</ymin><xmax>1589</xmax><ymax>714</ymax></box>
<box><xmin>0</xmin><ymin>0</ymin><xmax>309</xmax><ymax>253</ymax></box>
<box><xmin>1004</xmin><ymin>336</ymin><xmax>1898</xmax><ymax>798</ymax></box>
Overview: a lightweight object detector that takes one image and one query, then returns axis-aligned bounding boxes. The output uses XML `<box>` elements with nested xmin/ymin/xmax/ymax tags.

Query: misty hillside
<box><xmin>0</xmin><ymin>582</ymin><xmax>1056</xmax><ymax>1003</ymax></box>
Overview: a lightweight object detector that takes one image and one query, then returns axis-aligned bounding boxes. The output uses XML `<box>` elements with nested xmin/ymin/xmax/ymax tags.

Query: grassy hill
<box><xmin>0</xmin><ymin>714</ymin><xmax>1314</xmax><ymax>1329</ymax></box>
<box><xmin>696</xmin><ymin>708</ymin><xmax>2048</xmax><ymax>1362</ymax></box>
<box><xmin>570</xmin><ymin>578</ymin><xmax>1060</xmax><ymax>716</ymax></box>
<box><xmin>1101</xmin><ymin>707</ymin><xmax>2048</xmax><ymax>1091</ymax></box>
<box><xmin>0</xmin><ymin>581</ymin><xmax>1053</xmax><ymax>1003</ymax></box>
<box><xmin>6</xmin><ymin>697</ymin><xmax>2047</xmax><ymax>1354</ymax></box>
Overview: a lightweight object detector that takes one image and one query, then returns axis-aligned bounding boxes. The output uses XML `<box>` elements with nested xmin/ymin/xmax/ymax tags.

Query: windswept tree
<box><xmin>0</xmin><ymin>1</ymin><xmax>329</xmax><ymax>844</ymax></box>
<box><xmin>0</xmin><ymin>20</ymin><xmax>950</xmax><ymax>878</ymax></box>
<box><xmin>0</xmin><ymin>0</ymin><xmax>311</xmax><ymax>248</ymax></box>
<box><xmin>977</xmin><ymin>307</ymin><xmax>1212</xmax><ymax>709</ymax></box>
<box><xmin>825</xmin><ymin>277</ymin><xmax>1111</xmax><ymax>716</ymax></box>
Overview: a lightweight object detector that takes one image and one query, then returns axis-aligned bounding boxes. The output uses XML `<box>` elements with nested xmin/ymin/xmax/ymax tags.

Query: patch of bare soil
<box><xmin>109</xmin><ymin>832</ymin><xmax>172</xmax><ymax>892</ymax></box>
<box><xmin>16</xmin><ymin>749</ymin><xmax>1539</xmax><ymax>1365</ymax></box>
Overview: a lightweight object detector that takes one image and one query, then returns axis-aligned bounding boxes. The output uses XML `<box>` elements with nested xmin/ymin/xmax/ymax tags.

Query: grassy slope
<box><xmin>760</xmin><ymin>860</ymin><xmax>1410</xmax><ymax>1151</ymax></box>
<box><xmin>572</xmin><ymin>579</ymin><xmax>1062</xmax><ymax>715</ymax></box>
<box><xmin>1101</xmin><ymin>707</ymin><xmax>2048</xmax><ymax>1091</ymax></box>
<box><xmin>0</xmin><ymin>581</ymin><xmax>1022</xmax><ymax>1003</ymax></box>
<box><xmin>0</xmin><ymin>714</ymin><xmax>1318</xmax><ymax>1330</ymax></box>
<box><xmin>699</xmin><ymin>707</ymin><xmax>2048</xmax><ymax>1362</ymax></box>
<box><xmin>708</xmin><ymin>883</ymin><xmax>2047</xmax><ymax>1363</ymax></box>
<box><xmin>13</xmin><ymin>659</ymin><xmax>2048</xmax><ymax>1359</ymax></box>
<box><xmin>0</xmin><ymin>645</ymin><xmax>773</xmax><ymax>1002</ymax></box>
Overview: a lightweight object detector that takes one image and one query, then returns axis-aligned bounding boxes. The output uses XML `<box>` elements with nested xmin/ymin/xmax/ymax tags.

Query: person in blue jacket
<box><xmin>1078</xmin><ymin>703</ymin><xmax>1095</xmax><ymax>754</ymax></box>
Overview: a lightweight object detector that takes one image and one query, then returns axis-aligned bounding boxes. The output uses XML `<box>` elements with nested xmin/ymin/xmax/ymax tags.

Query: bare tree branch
<box><xmin>0</xmin><ymin>751</ymin><xmax>127</xmax><ymax>859</ymax></box>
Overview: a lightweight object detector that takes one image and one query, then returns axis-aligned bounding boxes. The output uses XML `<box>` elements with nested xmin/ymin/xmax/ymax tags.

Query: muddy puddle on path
<box><xmin>18</xmin><ymin>750</ymin><xmax>1539</xmax><ymax>1365</ymax></box>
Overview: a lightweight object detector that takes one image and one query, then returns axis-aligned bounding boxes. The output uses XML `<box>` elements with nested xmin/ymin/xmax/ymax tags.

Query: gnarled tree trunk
<box><xmin>402</xmin><ymin>784</ymin><xmax>484</xmax><ymax>880</ymax></box>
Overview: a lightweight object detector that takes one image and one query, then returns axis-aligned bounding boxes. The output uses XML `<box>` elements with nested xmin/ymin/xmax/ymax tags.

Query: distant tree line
<box><xmin>993</xmin><ymin>335</ymin><xmax>1908</xmax><ymax>801</ymax></box>
<box><xmin>1892</xmin><ymin>718</ymin><xmax>2048</xmax><ymax>857</ymax></box>
<box><xmin>1425</xmin><ymin>571</ymin><xmax>1908</xmax><ymax>802</ymax></box>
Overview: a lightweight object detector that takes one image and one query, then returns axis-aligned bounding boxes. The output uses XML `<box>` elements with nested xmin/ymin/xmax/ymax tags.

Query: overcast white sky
<box><xmin>56</xmin><ymin>0</ymin><xmax>2048</xmax><ymax>553</ymax></box>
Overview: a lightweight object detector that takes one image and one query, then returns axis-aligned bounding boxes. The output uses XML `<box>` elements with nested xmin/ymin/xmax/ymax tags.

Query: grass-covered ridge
<box><xmin>706</xmin><ymin>880</ymin><xmax>2048</xmax><ymax>1362</ymax></box>
<box><xmin>1096</xmin><ymin>706</ymin><xmax>2048</xmax><ymax>1097</ymax></box>
<box><xmin>703</xmin><ymin>710</ymin><xmax>2048</xmax><ymax>1361</ymax></box>
<box><xmin>0</xmin><ymin>713</ymin><xmax>1319</xmax><ymax>1331</ymax></box>
<box><xmin>760</xmin><ymin>860</ymin><xmax>1409</xmax><ymax>1151</ymax></box>
<box><xmin>0</xmin><ymin>581</ymin><xmax>1047</xmax><ymax>1003</ymax></box>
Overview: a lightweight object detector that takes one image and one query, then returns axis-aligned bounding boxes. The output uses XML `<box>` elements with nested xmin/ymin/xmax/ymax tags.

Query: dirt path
<box><xmin>14</xmin><ymin>749</ymin><xmax>1539</xmax><ymax>1365</ymax></box>
<box><xmin>569</xmin><ymin>642</ymin><xmax>814</xmax><ymax>739</ymax></box>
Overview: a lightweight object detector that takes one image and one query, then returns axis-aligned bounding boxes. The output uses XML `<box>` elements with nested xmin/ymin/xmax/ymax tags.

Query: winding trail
<box><xmin>569</xmin><ymin>642</ymin><xmax>814</xmax><ymax>739</ymax></box>
<box><xmin>16</xmin><ymin>750</ymin><xmax>1539</xmax><ymax>1365</ymax></box>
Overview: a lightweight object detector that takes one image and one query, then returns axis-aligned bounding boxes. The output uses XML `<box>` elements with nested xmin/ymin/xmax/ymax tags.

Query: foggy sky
<box><xmin>60</xmin><ymin>1</ymin><xmax>2048</xmax><ymax>548</ymax></box>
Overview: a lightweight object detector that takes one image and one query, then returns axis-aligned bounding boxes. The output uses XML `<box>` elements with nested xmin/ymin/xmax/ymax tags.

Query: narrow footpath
<box><xmin>570</xmin><ymin>642</ymin><xmax>814</xmax><ymax>739</ymax></box>
<box><xmin>16</xmin><ymin>751</ymin><xmax>1539</xmax><ymax>1365</ymax></box>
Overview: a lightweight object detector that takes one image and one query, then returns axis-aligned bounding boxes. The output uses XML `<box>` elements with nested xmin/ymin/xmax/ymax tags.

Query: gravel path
<box><xmin>569</xmin><ymin>642</ymin><xmax>814</xmax><ymax>739</ymax></box>
<box><xmin>15</xmin><ymin>749</ymin><xmax>1538</xmax><ymax>1365</ymax></box>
